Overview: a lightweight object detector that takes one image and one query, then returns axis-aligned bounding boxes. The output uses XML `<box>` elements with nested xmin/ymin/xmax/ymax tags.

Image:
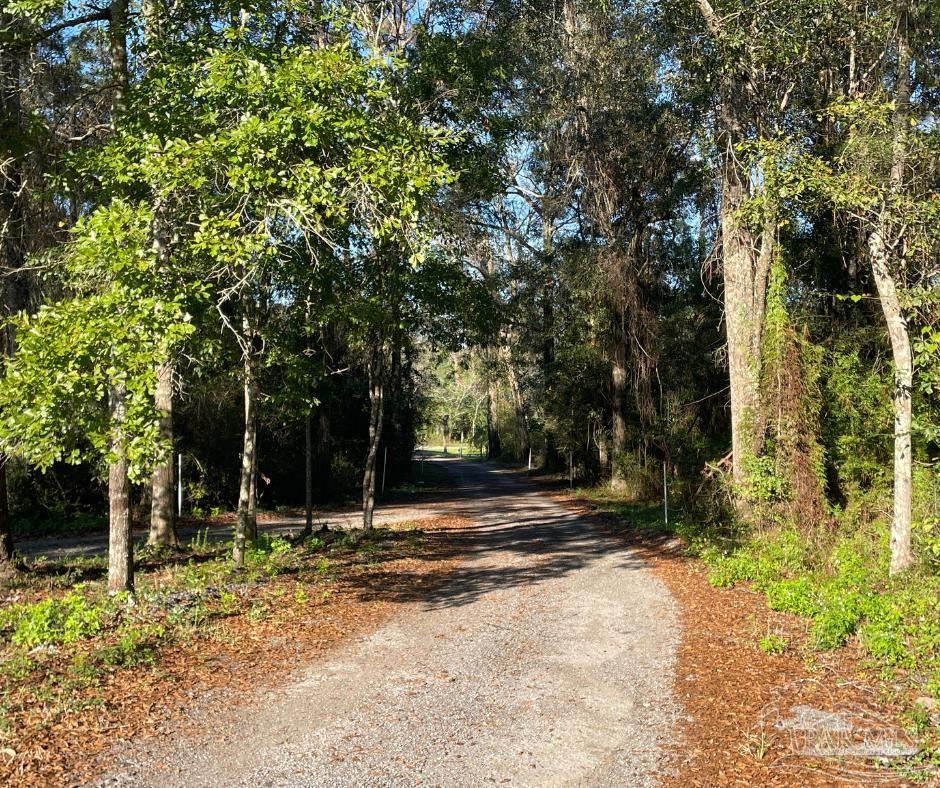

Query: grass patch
<box><xmin>0</xmin><ymin>592</ymin><xmax>106</xmax><ymax>648</ymax></box>
<box><xmin>758</xmin><ymin>633</ymin><xmax>789</xmax><ymax>654</ymax></box>
<box><xmin>694</xmin><ymin>521</ymin><xmax>940</xmax><ymax>699</ymax></box>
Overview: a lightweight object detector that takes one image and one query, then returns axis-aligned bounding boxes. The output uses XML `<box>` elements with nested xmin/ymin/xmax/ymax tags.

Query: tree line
<box><xmin>1</xmin><ymin>0</ymin><xmax>938</xmax><ymax>592</ymax></box>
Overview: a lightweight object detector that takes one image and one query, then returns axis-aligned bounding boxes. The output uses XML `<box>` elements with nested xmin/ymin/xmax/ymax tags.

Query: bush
<box><xmin>766</xmin><ymin>577</ymin><xmax>820</xmax><ymax>616</ymax></box>
<box><xmin>704</xmin><ymin>526</ymin><xmax>810</xmax><ymax>590</ymax></box>
<box><xmin>247</xmin><ymin>535</ymin><xmax>294</xmax><ymax>577</ymax></box>
<box><xmin>0</xmin><ymin>592</ymin><xmax>105</xmax><ymax>648</ymax></box>
<box><xmin>811</xmin><ymin>585</ymin><xmax>870</xmax><ymax>650</ymax></box>
<box><xmin>611</xmin><ymin>452</ymin><xmax>661</xmax><ymax>501</ymax></box>
<box><xmin>704</xmin><ymin>549</ymin><xmax>756</xmax><ymax>588</ymax></box>
<box><xmin>859</xmin><ymin>580</ymin><xmax>940</xmax><ymax>673</ymax></box>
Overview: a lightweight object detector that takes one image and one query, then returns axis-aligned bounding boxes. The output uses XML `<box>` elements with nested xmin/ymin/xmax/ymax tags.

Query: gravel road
<box><xmin>17</xmin><ymin>503</ymin><xmax>444</xmax><ymax>561</ymax></box>
<box><xmin>102</xmin><ymin>458</ymin><xmax>681</xmax><ymax>787</ymax></box>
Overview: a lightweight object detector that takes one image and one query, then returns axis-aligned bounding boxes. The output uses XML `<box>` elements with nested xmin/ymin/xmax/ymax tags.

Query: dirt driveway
<box><xmin>101</xmin><ymin>458</ymin><xmax>680</xmax><ymax>786</ymax></box>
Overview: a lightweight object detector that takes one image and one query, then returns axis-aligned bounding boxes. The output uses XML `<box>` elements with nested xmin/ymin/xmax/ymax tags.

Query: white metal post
<box><xmin>663</xmin><ymin>460</ymin><xmax>668</xmax><ymax>526</ymax></box>
<box><xmin>381</xmin><ymin>446</ymin><xmax>387</xmax><ymax>495</ymax></box>
<box><xmin>177</xmin><ymin>453</ymin><xmax>183</xmax><ymax>516</ymax></box>
<box><xmin>528</xmin><ymin>447</ymin><xmax>532</xmax><ymax>471</ymax></box>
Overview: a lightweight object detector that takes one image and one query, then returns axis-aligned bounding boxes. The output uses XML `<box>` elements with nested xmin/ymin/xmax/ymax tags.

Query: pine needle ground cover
<box><xmin>0</xmin><ymin>517</ymin><xmax>469</xmax><ymax>786</ymax></box>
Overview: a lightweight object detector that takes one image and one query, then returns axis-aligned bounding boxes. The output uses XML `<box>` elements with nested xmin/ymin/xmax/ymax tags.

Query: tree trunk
<box><xmin>233</xmin><ymin>353</ymin><xmax>258</xmax><ymax>567</ymax></box>
<box><xmin>247</xmin><ymin>429</ymin><xmax>258</xmax><ymax>540</ymax></box>
<box><xmin>107</xmin><ymin>386</ymin><xmax>133</xmax><ymax>594</ymax></box>
<box><xmin>361</xmin><ymin>349</ymin><xmax>385</xmax><ymax>531</ymax></box>
<box><xmin>108</xmin><ymin>0</ymin><xmax>129</xmax><ymax>120</ymax></box>
<box><xmin>0</xmin><ymin>39</ymin><xmax>27</xmax><ymax>578</ymax></box>
<box><xmin>0</xmin><ymin>463</ymin><xmax>16</xmax><ymax>580</ymax></box>
<box><xmin>486</xmin><ymin>358</ymin><xmax>501</xmax><ymax>460</ymax></box>
<box><xmin>541</xmin><ymin>213</ymin><xmax>561</xmax><ymax>471</ymax></box>
<box><xmin>596</xmin><ymin>428</ymin><xmax>609</xmax><ymax>473</ymax></box>
<box><xmin>694</xmin><ymin>0</ymin><xmax>773</xmax><ymax>491</ymax></box>
<box><xmin>316</xmin><ymin>406</ymin><xmax>332</xmax><ymax>499</ymax></box>
<box><xmin>610</xmin><ymin>323</ymin><xmax>629</xmax><ymax>490</ymax></box>
<box><xmin>505</xmin><ymin>346</ymin><xmax>530</xmax><ymax>462</ymax></box>
<box><xmin>302</xmin><ymin>410</ymin><xmax>313</xmax><ymax>539</ymax></box>
<box><xmin>872</xmin><ymin>2</ymin><xmax>913</xmax><ymax>575</ymax></box>
<box><xmin>105</xmin><ymin>7</ymin><xmax>132</xmax><ymax>594</ymax></box>
<box><xmin>720</xmin><ymin>160</ymin><xmax>771</xmax><ymax>487</ymax></box>
<box><xmin>869</xmin><ymin>228</ymin><xmax>913</xmax><ymax>575</ymax></box>
<box><xmin>149</xmin><ymin>361</ymin><xmax>178</xmax><ymax>547</ymax></box>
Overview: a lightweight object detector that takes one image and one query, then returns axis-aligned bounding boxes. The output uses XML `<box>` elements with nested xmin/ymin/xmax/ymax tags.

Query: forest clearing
<box><xmin>1</xmin><ymin>0</ymin><xmax>939</xmax><ymax>784</ymax></box>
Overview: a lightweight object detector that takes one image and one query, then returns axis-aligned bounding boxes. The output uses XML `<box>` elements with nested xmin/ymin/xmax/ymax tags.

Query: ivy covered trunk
<box><xmin>149</xmin><ymin>360</ymin><xmax>178</xmax><ymax>547</ymax></box>
<box><xmin>362</xmin><ymin>348</ymin><xmax>385</xmax><ymax>531</ymax></box>
<box><xmin>757</xmin><ymin>262</ymin><xmax>827</xmax><ymax>525</ymax></box>
<box><xmin>610</xmin><ymin>324</ymin><xmax>628</xmax><ymax>490</ymax></box>
<box><xmin>107</xmin><ymin>386</ymin><xmax>133</xmax><ymax>594</ymax></box>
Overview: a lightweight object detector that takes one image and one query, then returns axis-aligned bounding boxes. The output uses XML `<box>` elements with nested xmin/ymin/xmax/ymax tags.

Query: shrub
<box><xmin>766</xmin><ymin>577</ymin><xmax>820</xmax><ymax>616</ymax></box>
<box><xmin>811</xmin><ymin>585</ymin><xmax>870</xmax><ymax>650</ymax></box>
<box><xmin>0</xmin><ymin>592</ymin><xmax>105</xmax><ymax>648</ymax></box>
<box><xmin>705</xmin><ymin>549</ymin><xmax>756</xmax><ymax>588</ymax></box>
<box><xmin>611</xmin><ymin>453</ymin><xmax>661</xmax><ymax>501</ymax></box>
<box><xmin>91</xmin><ymin>623</ymin><xmax>166</xmax><ymax>668</ymax></box>
<box><xmin>858</xmin><ymin>580</ymin><xmax>940</xmax><ymax>673</ymax></box>
<box><xmin>247</xmin><ymin>535</ymin><xmax>294</xmax><ymax>577</ymax></box>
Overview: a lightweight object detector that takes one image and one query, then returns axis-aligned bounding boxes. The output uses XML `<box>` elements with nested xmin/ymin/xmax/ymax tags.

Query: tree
<box><xmin>0</xmin><ymin>202</ymin><xmax>195</xmax><ymax>592</ymax></box>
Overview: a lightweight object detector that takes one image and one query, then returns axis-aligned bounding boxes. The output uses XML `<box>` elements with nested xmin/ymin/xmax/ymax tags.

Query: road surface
<box><xmin>102</xmin><ymin>458</ymin><xmax>680</xmax><ymax>786</ymax></box>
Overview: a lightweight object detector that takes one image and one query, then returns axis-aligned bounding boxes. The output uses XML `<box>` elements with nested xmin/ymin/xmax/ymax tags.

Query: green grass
<box><xmin>417</xmin><ymin>444</ymin><xmax>485</xmax><ymax>457</ymax></box>
<box><xmin>385</xmin><ymin>458</ymin><xmax>454</xmax><ymax>496</ymax></box>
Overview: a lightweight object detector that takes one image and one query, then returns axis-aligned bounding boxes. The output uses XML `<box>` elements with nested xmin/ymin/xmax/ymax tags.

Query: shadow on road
<box><xmin>344</xmin><ymin>457</ymin><xmax>663</xmax><ymax>610</ymax></box>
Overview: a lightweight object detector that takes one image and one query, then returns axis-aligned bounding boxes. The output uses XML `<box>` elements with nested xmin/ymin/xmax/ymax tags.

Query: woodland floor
<box><xmin>2</xmin><ymin>457</ymin><xmax>932</xmax><ymax>786</ymax></box>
